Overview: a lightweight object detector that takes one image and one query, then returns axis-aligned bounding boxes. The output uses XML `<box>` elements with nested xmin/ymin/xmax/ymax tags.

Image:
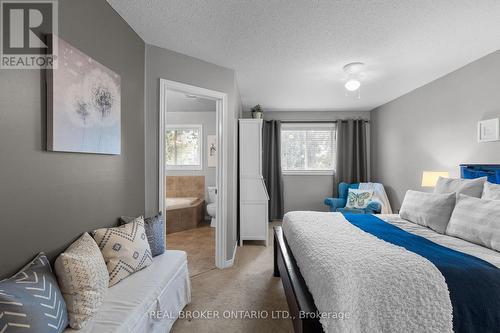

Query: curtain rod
<box><xmin>280</xmin><ymin>120</ymin><xmax>370</xmax><ymax>124</ymax></box>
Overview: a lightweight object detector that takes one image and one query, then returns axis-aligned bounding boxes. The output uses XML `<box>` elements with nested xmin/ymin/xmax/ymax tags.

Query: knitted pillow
<box><xmin>54</xmin><ymin>233</ymin><xmax>108</xmax><ymax>329</ymax></box>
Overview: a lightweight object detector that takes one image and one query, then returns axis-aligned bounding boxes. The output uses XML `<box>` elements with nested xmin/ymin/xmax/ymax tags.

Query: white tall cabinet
<box><xmin>239</xmin><ymin>119</ymin><xmax>269</xmax><ymax>246</ymax></box>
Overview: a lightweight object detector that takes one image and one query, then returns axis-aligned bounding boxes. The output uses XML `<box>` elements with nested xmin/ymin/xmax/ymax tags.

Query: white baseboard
<box><xmin>222</xmin><ymin>242</ymin><xmax>237</xmax><ymax>268</ymax></box>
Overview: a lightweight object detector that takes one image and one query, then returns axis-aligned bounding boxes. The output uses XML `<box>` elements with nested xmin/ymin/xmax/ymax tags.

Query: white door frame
<box><xmin>159</xmin><ymin>78</ymin><xmax>228</xmax><ymax>269</ymax></box>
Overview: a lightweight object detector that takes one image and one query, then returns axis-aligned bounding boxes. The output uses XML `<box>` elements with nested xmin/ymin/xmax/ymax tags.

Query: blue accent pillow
<box><xmin>120</xmin><ymin>212</ymin><xmax>165</xmax><ymax>257</ymax></box>
<box><xmin>0</xmin><ymin>253</ymin><xmax>68</xmax><ymax>332</ymax></box>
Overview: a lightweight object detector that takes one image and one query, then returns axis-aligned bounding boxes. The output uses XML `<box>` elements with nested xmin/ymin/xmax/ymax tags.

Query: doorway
<box><xmin>159</xmin><ymin>79</ymin><xmax>228</xmax><ymax>270</ymax></box>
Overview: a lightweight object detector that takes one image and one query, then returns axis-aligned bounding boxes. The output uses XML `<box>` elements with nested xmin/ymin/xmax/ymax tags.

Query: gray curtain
<box><xmin>334</xmin><ymin>119</ymin><xmax>369</xmax><ymax>196</ymax></box>
<box><xmin>262</xmin><ymin>120</ymin><xmax>284</xmax><ymax>220</ymax></box>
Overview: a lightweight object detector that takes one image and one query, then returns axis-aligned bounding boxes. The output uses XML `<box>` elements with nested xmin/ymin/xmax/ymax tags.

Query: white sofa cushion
<box><xmin>55</xmin><ymin>233</ymin><xmax>108</xmax><ymax>329</ymax></box>
<box><xmin>434</xmin><ymin>176</ymin><xmax>487</xmax><ymax>198</ymax></box>
<box><xmin>400</xmin><ymin>190</ymin><xmax>456</xmax><ymax>234</ymax></box>
<box><xmin>482</xmin><ymin>181</ymin><xmax>500</xmax><ymax>200</ymax></box>
<box><xmin>446</xmin><ymin>194</ymin><xmax>500</xmax><ymax>252</ymax></box>
<box><xmin>64</xmin><ymin>250</ymin><xmax>190</xmax><ymax>333</ymax></box>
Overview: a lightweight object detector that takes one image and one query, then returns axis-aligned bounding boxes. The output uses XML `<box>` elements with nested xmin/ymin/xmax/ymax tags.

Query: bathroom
<box><xmin>164</xmin><ymin>89</ymin><xmax>217</xmax><ymax>276</ymax></box>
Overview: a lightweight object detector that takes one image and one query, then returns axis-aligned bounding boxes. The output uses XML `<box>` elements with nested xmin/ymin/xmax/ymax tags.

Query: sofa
<box><xmin>64</xmin><ymin>250</ymin><xmax>191</xmax><ymax>333</ymax></box>
<box><xmin>324</xmin><ymin>182</ymin><xmax>382</xmax><ymax>214</ymax></box>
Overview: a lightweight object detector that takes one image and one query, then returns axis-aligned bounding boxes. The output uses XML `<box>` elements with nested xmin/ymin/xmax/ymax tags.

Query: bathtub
<box><xmin>165</xmin><ymin>197</ymin><xmax>199</xmax><ymax>211</ymax></box>
<box><xmin>165</xmin><ymin>197</ymin><xmax>205</xmax><ymax>234</ymax></box>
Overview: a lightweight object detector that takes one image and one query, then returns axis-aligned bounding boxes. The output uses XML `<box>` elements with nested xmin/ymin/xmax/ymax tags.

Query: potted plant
<box><xmin>251</xmin><ymin>104</ymin><xmax>263</xmax><ymax>119</ymax></box>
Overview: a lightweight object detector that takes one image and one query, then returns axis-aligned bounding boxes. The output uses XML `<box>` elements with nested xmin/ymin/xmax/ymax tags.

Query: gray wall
<box><xmin>0</xmin><ymin>0</ymin><xmax>145</xmax><ymax>278</ymax></box>
<box><xmin>371</xmin><ymin>50</ymin><xmax>500</xmax><ymax>210</ymax></box>
<box><xmin>145</xmin><ymin>45</ymin><xmax>241</xmax><ymax>260</ymax></box>
<box><xmin>250</xmin><ymin>111</ymin><xmax>371</xmax><ymax>213</ymax></box>
<box><xmin>166</xmin><ymin>111</ymin><xmax>217</xmax><ymax>193</ymax></box>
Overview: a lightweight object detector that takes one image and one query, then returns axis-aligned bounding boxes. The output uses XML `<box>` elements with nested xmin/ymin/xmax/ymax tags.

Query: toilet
<box><xmin>206</xmin><ymin>186</ymin><xmax>217</xmax><ymax>227</ymax></box>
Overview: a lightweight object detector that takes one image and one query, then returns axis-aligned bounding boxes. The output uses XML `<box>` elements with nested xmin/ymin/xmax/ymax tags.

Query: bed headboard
<box><xmin>460</xmin><ymin>164</ymin><xmax>500</xmax><ymax>184</ymax></box>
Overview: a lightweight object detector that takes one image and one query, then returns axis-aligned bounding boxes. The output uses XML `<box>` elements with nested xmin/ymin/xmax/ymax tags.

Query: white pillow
<box><xmin>482</xmin><ymin>181</ymin><xmax>500</xmax><ymax>200</ymax></box>
<box><xmin>55</xmin><ymin>233</ymin><xmax>108</xmax><ymax>329</ymax></box>
<box><xmin>434</xmin><ymin>176</ymin><xmax>487</xmax><ymax>198</ymax></box>
<box><xmin>399</xmin><ymin>190</ymin><xmax>456</xmax><ymax>234</ymax></box>
<box><xmin>446</xmin><ymin>194</ymin><xmax>500</xmax><ymax>252</ymax></box>
<box><xmin>93</xmin><ymin>217</ymin><xmax>153</xmax><ymax>286</ymax></box>
<box><xmin>346</xmin><ymin>189</ymin><xmax>374</xmax><ymax>209</ymax></box>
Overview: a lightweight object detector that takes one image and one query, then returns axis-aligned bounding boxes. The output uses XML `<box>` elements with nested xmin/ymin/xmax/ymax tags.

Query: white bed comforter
<box><xmin>282</xmin><ymin>211</ymin><xmax>453</xmax><ymax>333</ymax></box>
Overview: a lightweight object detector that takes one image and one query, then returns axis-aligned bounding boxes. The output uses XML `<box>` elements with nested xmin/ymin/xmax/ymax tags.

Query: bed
<box><xmin>274</xmin><ymin>164</ymin><xmax>500</xmax><ymax>333</ymax></box>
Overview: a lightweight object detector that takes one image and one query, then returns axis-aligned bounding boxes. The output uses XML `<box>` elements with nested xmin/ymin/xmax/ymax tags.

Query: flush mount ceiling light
<box><xmin>343</xmin><ymin>62</ymin><xmax>365</xmax><ymax>92</ymax></box>
<box><xmin>185</xmin><ymin>94</ymin><xmax>198</xmax><ymax>99</ymax></box>
<box><xmin>345</xmin><ymin>79</ymin><xmax>361</xmax><ymax>91</ymax></box>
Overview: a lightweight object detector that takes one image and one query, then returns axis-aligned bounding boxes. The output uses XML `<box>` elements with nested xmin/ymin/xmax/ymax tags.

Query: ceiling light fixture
<box><xmin>343</xmin><ymin>62</ymin><xmax>365</xmax><ymax>93</ymax></box>
<box><xmin>345</xmin><ymin>79</ymin><xmax>361</xmax><ymax>91</ymax></box>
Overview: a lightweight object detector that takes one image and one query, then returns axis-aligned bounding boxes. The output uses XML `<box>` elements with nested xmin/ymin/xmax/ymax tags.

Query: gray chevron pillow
<box><xmin>93</xmin><ymin>217</ymin><xmax>153</xmax><ymax>286</ymax></box>
<box><xmin>0</xmin><ymin>253</ymin><xmax>68</xmax><ymax>333</ymax></box>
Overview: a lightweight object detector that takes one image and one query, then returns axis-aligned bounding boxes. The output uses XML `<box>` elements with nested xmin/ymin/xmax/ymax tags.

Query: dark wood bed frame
<box><xmin>274</xmin><ymin>226</ymin><xmax>324</xmax><ymax>333</ymax></box>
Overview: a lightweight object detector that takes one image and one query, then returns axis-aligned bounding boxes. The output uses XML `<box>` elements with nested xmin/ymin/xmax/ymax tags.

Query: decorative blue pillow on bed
<box><xmin>120</xmin><ymin>212</ymin><xmax>165</xmax><ymax>257</ymax></box>
<box><xmin>0</xmin><ymin>253</ymin><xmax>68</xmax><ymax>333</ymax></box>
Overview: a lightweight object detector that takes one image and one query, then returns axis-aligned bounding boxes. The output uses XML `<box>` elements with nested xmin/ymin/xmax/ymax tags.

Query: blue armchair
<box><xmin>324</xmin><ymin>182</ymin><xmax>381</xmax><ymax>214</ymax></box>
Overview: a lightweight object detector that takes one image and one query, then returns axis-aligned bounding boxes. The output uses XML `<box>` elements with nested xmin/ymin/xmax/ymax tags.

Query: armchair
<box><xmin>324</xmin><ymin>182</ymin><xmax>381</xmax><ymax>214</ymax></box>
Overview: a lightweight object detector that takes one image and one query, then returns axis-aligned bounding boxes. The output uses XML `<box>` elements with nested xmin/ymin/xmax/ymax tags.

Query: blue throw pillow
<box><xmin>0</xmin><ymin>253</ymin><xmax>68</xmax><ymax>332</ymax></box>
<box><xmin>120</xmin><ymin>212</ymin><xmax>165</xmax><ymax>257</ymax></box>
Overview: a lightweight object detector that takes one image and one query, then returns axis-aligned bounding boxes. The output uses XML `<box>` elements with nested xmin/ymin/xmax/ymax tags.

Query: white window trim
<box><xmin>166</xmin><ymin>124</ymin><xmax>203</xmax><ymax>171</ymax></box>
<box><xmin>281</xmin><ymin>122</ymin><xmax>336</xmax><ymax>176</ymax></box>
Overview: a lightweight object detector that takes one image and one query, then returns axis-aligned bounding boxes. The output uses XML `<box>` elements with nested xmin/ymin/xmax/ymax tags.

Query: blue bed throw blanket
<box><xmin>344</xmin><ymin>214</ymin><xmax>500</xmax><ymax>333</ymax></box>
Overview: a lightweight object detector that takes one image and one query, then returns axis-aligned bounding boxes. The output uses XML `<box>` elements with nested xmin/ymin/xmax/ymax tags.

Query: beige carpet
<box><xmin>167</xmin><ymin>224</ymin><xmax>216</xmax><ymax>277</ymax></box>
<box><xmin>171</xmin><ymin>222</ymin><xmax>293</xmax><ymax>332</ymax></box>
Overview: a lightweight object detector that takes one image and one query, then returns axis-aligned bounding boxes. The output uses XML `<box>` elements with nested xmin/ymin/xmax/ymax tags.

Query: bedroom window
<box><xmin>166</xmin><ymin>125</ymin><xmax>202</xmax><ymax>170</ymax></box>
<box><xmin>281</xmin><ymin>123</ymin><xmax>336</xmax><ymax>175</ymax></box>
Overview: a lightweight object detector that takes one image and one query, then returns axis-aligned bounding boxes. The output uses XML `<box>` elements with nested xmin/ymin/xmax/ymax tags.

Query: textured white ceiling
<box><xmin>167</xmin><ymin>90</ymin><xmax>216</xmax><ymax>112</ymax></box>
<box><xmin>108</xmin><ymin>0</ymin><xmax>500</xmax><ymax>111</ymax></box>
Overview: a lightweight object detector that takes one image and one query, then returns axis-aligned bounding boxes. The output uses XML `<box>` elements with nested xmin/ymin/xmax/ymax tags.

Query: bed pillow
<box><xmin>346</xmin><ymin>189</ymin><xmax>374</xmax><ymax>209</ymax></box>
<box><xmin>434</xmin><ymin>176</ymin><xmax>487</xmax><ymax>198</ymax></box>
<box><xmin>54</xmin><ymin>233</ymin><xmax>108</xmax><ymax>329</ymax></box>
<box><xmin>0</xmin><ymin>253</ymin><xmax>68</xmax><ymax>333</ymax></box>
<box><xmin>399</xmin><ymin>190</ymin><xmax>456</xmax><ymax>234</ymax></box>
<box><xmin>446</xmin><ymin>194</ymin><xmax>500</xmax><ymax>252</ymax></box>
<box><xmin>482</xmin><ymin>181</ymin><xmax>500</xmax><ymax>200</ymax></box>
<box><xmin>93</xmin><ymin>217</ymin><xmax>153</xmax><ymax>286</ymax></box>
<box><xmin>120</xmin><ymin>212</ymin><xmax>165</xmax><ymax>257</ymax></box>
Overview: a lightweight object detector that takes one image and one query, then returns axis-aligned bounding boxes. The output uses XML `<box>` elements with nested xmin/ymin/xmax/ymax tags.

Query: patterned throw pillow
<box><xmin>346</xmin><ymin>189</ymin><xmax>374</xmax><ymax>209</ymax></box>
<box><xmin>120</xmin><ymin>212</ymin><xmax>165</xmax><ymax>257</ymax></box>
<box><xmin>54</xmin><ymin>233</ymin><xmax>108</xmax><ymax>329</ymax></box>
<box><xmin>93</xmin><ymin>218</ymin><xmax>153</xmax><ymax>286</ymax></box>
<box><xmin>0</xmin><ymin>253</ymin><xmax>68</xmax><ymax>333</ymax></box>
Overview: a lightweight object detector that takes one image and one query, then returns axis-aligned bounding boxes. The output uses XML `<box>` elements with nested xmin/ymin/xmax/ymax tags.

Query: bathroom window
<box><xmin>281</xmin><ymin>123</ymin><xmax>336</xmax><ymax>175</ymax></box>
<box><xmin>166</xmin><ymin>125</ymin><xmax>203</xmax><ymax>170</ymax></box>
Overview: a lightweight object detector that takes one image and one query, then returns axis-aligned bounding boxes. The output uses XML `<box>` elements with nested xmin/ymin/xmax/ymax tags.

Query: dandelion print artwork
<box><xmin>48</xmin><ymin>37</ymin><xmax>121</xmax><ymax>154</ymax></box>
